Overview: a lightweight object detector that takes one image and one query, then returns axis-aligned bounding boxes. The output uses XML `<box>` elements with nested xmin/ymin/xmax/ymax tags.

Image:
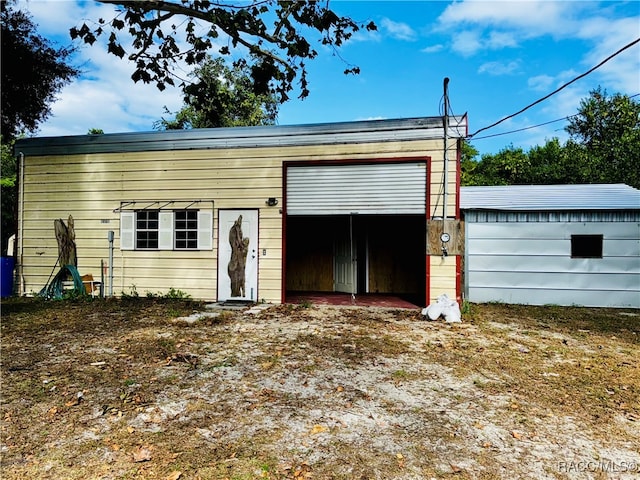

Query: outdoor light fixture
<box><xmin>266</xmin><ymin>197</ymin><xmax>278</xmax><ymax>206</ymax></box>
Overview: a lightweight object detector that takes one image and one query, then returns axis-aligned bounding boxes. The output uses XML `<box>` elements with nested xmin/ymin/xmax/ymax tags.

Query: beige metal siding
<box><xmin>19</xmin><ymin>148</ymin><xmax>283</xmax><ymax>300</ymax></box>
<box><xmin>429</xmin><ymin>256</ymin><xmax>458</xmax><ymax>304</ymax></box>
<box><xmin>18</xmin><ymin>138</ymin><xmax>459</xmax><ymax>303</ymax></box>
<box><xmin>428</xmin><ymin>139</ymin><xmax>458</xmax><ymax>219</ymax></box>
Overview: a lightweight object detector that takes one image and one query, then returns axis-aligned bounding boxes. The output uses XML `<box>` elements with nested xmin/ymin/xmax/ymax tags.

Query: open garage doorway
<box><xmin>283</xmin><ymin>160</ymin><xmax>429</xmax><ymax>307</ymax></box>
<box><xmin>284</xmin><ymin>214</ymin><xmax>426</xmax><ymax>306</ymax></box>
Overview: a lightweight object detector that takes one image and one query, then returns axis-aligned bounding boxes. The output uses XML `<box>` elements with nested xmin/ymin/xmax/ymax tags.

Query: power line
<box><xmin>468</xmin><ymin>37</ymin><xmax>640</xmax><ymax>139</ymax></box>
<box><xmin>470</xmin><ymin>91</ymin><xmax>640</xmax><ymax>142</ymax></box>
<box><xmin>471</xmin><ymin>116</ymin><xmax>570</xmax><ymax>141</ymax></box>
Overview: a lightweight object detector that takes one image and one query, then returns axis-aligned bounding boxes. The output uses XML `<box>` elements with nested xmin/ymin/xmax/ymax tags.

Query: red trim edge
<box><xmin>456</xmin><ymin>255</ymin><xmax>462</xmax><ymax>303</ymax></box>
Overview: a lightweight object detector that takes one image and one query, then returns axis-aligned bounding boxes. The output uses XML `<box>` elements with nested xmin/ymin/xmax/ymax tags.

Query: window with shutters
<box><xmin>120</xmin><ymin>209</ymin><xmax>213</xmax><ymax>251</ymax></box>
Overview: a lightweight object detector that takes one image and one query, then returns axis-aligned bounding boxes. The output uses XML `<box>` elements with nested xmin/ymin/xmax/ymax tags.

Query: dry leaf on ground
<box><xmin>132</xmin><ymin>445</ymin><xmax>153</xmax><ymax>463</ymax></box>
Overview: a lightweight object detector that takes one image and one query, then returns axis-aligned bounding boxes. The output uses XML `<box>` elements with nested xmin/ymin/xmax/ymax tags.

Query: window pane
<box><xmin>135</xmin><ymin>210</ymin><xmax>160</xmax><ymax>249</ymax></box>
<box><xmin>571</xmin><ymin>234</ymin><xmax>603</xmax><ymax>258</ymax></box>
<box><xmin>174</xmin><ymin>210</ymin><xmax>199</xmax><ymax>249</ymax></box>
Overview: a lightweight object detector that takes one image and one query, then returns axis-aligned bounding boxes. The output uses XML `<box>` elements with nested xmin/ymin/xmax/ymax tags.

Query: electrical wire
<box><xmin>471</xmin><ymin>116</ymin><xmax>570</xmax><ymax>141</ymax></box>
<box><xmin>470</xmin><ymin>92</ymin><xmax>640</xmax><ymax>142</ymax></box>
<box><xmin>468</xmin><ymin>37</ymin><xmax>640</xmax><ymax>139</ymax></box>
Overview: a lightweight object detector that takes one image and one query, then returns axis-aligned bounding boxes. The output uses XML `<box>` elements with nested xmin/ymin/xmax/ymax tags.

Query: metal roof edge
<box><xmin>15</xmin><ymin>115</ymin><xmax>468</xmax><ymax>156</ymax></box>
<box><xmin>461</xmin><ymin>207</ymin><xmax>640</xmax><ymax>212</ymax></box>
<box><xmin>460</xmin><ymin>184</ymin><xmax>640</xmax><ymax>211</ymax></box>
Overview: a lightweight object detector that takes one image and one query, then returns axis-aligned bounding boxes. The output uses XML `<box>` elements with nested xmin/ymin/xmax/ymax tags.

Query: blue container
<box><xmin>1</xmin><ymin>256</ymin><xmax>15</xmax><ymax>297</ymax></box>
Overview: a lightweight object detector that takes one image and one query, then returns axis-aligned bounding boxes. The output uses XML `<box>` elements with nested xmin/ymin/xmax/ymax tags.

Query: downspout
<box><xmin>18</xmin><ymin>152</ymin><xmax>25</xmax><ymax>294</ymax></box>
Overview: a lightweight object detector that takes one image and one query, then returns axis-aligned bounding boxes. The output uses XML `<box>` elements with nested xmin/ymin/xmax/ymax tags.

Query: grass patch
<box><xmin>424</xmin><ymin>304</ymin><xmax>639</xmax><ymax>429</ymax></box>
<box><xmin>296</xmin><ymin>330</ymin><xmax>409</xmax><ymax>365</ymax></box>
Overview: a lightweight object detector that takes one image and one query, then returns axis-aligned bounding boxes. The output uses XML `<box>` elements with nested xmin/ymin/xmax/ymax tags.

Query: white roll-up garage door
<box><xmin>286</xmin><ymin>162</ymin><xmax>427</xmax><ymax>215</ymax></box>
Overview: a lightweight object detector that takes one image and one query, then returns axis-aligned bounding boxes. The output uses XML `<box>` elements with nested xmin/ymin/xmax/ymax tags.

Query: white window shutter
<box><xmin>120</xmin><ymin>212</ymin><xmax>135</xmax><ymax>250</ymax></box>
<box><xmin>197</xmin><ymin>211</ymin><xmax>213</xmax><ymax>250</ymax></box>
<box><xmin>159</xmin><ymin>211</ymin><xmax>174</xmax><ymax>250</ymax></box>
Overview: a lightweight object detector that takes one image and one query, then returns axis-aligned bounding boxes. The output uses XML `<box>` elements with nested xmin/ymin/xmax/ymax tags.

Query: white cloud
<box><xmin>421</xmin><ymin>44</ymin><xmax>444</xmax><ymax>54</ymax></box>
<box><xmin>528</xmin><ymin>74</ymin><xmax>554</xmax><ymax>91</ymax></box>
<box><xmin>522</xmin><ymin>69</ymin><xmax>592</xmax><ymax>123</ymax></box>
<box><xmin>516</xmin><ymin>82</ymin><xmax>592</xmax><ymax>139</ymax></box>
<box><xmin>356</xmin><ymin>116</ymin><xmax>386</xmax><ymax>122</ymax></box>
<box><xmin>40</xmin><ymin>59</ymin><xmax>184</xmax><ymax>136</ymax></box>
<box><xmin>450</xmin><ymin>30</ymin><xmax>520</xmax><ymax>56</ymax></box>
<box><xmin>437</xmin><ymin>0</ymin><xmax>581</xmax><ymax>35</ymax></box>
<box><xmin>440</xmin><ymin>23</ymin><xmax>523</xmax><ymax>56</ymax></box>
<box><xmin>451</xmin><ymin>30</ymin><xmax>483</xmax><ymax>57</ymax></box>
<box><xmin>347</xmin><ymin>27</ymin><xmax>382</xmax><ymax>43</ymax></box>
<box><xmin>435</xmin><ymin>0</ymin><xmax>639</xmax><ymax>102</ymax></box>
<box><xmin>575</xmin><ymin>17</ymin><xmax>640</xmax><ymax>93</ymax></box>
<box><xmin>380</xmin><ymin>17</ymin><xmax>417</xmax><ymax>41</ymax></box>
<box><xmin>17</xmin><ymin>0</ymin><xmax>86</xmax><ymax>36</ymax></box>
<box><xmin>478</xmin><ymin>60</ymin><xmax>521</xmax><ymax>76</ymax></box>
<box><xmin>434</xmin><ymin>1</ymin><xmax>624</xmax><ymax>56</ymax></box>
<box><xmin>15</xmin><ymin>0</ymin><xmax>189</xmax><ymax>136</ymax></box>
<box><xmin>550</xmin><ymin>86</ymin><xmax>591</xmax><ymax>119</ymax></box>
<box><xmin>486</xmin><ymin>31</ymin><xmax>518</xmax><ymax>49</ymax></box>
<box><xmin>39</xmin><ymin>48</ymin><xmax>184</xmax><ymax>136</ymax></box>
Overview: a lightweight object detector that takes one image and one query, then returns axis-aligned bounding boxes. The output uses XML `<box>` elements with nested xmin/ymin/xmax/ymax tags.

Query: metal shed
<box><xmin>461</xmin><ymin>184</ymin><xmax>640</xmax><ymax>308</ymax></box>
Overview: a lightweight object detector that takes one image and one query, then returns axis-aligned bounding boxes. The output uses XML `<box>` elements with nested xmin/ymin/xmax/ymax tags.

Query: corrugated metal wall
<box><xmin>465</xmin><ymin>213</ymin><xmax>640</xmax><ymax>307</ymax></box>
<box><xmin>286</xmin><ymin>162</ymin><xmax>427</xmax><ymax>215</ymax></box>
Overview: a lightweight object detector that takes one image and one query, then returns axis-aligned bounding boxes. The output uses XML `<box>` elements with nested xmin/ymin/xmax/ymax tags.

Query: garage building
<box><xmin>15</xmin><ymin>116</ymin><xmax>467</xmax><ymax>305</ymax></box>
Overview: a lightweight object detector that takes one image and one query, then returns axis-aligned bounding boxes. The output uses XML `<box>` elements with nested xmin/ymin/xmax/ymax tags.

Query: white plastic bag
<box><xmin>421</xmin><ymin>293</ymin><xmax>462</xmax><ymax>323</ymax></box>
<box><xmin>422</xmin><ymin>303</ymin><xmax>442</xmax><ymax>320</ymax></box>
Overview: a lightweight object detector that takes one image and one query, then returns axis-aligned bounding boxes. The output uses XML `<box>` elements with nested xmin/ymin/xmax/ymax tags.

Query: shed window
<box><xmin>120</xmin><ymin>210</ymin><xmax>213</xmax><ymax>251</ymax></box>
<box><xmin>571</xmin><ymin>234</ymin><xmax>603</xmax><ymax>258</ymax></box>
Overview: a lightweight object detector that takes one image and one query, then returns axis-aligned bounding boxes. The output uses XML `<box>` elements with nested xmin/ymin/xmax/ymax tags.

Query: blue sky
<box><xmin>16</xmin><ymin>0</ymin><xmax>640</xmax><ymax>155</ymax></box>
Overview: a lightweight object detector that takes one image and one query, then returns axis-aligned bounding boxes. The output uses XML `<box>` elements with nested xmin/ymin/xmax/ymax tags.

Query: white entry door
<box><xmin>218</xmin><ymin>209</ymin><xmax>259</xmax><ymax>302</ymax></box>
<box><xmin>334</xmin><ymin>218</ymin><xmax>355</xmax><ymax>294</ymax></box>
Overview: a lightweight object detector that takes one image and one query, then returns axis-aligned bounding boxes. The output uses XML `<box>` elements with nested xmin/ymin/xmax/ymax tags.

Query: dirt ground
<box><xmin>1</xmin><ymin>297</ymin><xmax>639</xmax><ymax>480</ymax></box>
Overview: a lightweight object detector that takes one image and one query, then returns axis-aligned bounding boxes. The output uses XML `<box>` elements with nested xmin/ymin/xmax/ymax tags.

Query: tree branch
<box><xmin>86</xmin><ymin>1</ymin><xmax>372</xmax><ymax>99</ymax></box>
<box><xmin>100</xmin><ymin>1</ymin><xmax>288</xmax><ymax>63</ymax></box>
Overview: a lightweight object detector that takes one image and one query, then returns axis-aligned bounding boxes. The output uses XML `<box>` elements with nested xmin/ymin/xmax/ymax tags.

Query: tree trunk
<box><xmin>54</xmin><ymin>215</ymin><xmax>77</xmax><ymax>268</ymax></box>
